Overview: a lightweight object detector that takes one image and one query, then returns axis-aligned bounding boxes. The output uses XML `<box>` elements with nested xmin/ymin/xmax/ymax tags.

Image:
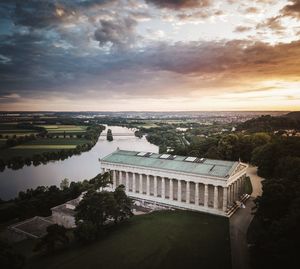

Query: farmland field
<box><xmin>0</xmin><ymin>122</ymin><xmax>98</xmax><ymax>164</ymax></box>
<box><xmin>37</xmin><ymin>125</ymin><xmax>87</xmax><ymax>134</ymax></box>
<box><xmin>23</xmin><ymin>138</ymin><xmax>90</xmax><ymax>145</ymax></box>
<box><xmin>0</xmin><ymin>148</ymin><xmax>70</xmax><ymax>160</ymax></box>
<box><xmin>0</xmin><ymin>137</ymin><xmax>91</xmax><ymax>161</ymax></box>
<box><xmin>12</xmin><ymin>145</ymin><xmax>77</xmax><ymax>149</ymax></box>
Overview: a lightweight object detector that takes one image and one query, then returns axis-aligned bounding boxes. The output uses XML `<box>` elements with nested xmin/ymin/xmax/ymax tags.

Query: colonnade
<box><xmin>103</xmin><ymin>168</ymin><xmax>247</xmax><ymax>214</ymax></box>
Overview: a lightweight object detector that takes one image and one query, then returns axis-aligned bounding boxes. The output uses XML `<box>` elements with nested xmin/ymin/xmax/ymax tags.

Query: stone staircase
<box><xmin>227</xmin><ymin>194</ymin><xmax>250</xmax><ymax>217</ymax></box>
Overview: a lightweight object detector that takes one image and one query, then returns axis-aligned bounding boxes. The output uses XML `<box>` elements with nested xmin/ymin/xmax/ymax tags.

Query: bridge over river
<box><xmin>101</xmin><ymin>132</ymin><xmax>135</xmax><ymax>137</ymax></box>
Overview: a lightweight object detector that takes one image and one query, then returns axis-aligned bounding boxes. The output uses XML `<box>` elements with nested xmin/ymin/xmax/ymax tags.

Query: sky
<box><xmin>0</xmin><ymin>0</ymin><xmax>300</xmax><ymax>111</ymax></box>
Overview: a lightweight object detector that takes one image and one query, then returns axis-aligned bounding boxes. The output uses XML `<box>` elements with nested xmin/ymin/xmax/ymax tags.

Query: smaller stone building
<box><xmin>51</xmin><ymin>197</ymin><xmax>80</xmax><ymax>228</ymax></box>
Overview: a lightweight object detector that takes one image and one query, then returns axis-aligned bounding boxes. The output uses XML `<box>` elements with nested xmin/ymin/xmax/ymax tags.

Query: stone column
<box><xmin>112</xmin><ymin>170</ymin><xmax>116</xmax><ymax>189</ymax></box>
<box><xmin>178</xmin><ymin>180</ymin><xmax>181</xmax><ymax>202</ymax></box>
<box><xmin>169</xmin><ymin>179</ymin><xmax>173</xmax><ymax>200</ymax></box>
<box><xmin>125</xmin><ymin>172</ymin><xmax>129</xmax><ymax>192</ymax></box>
<box><xmin>213</xmin><ymin>186</ymin><xmax>219</xmax><ymax>209</ymax></box>
<box><xmin>229</xmin><ymin>184</ymin><xmax>232</xmax><ymax>204</ymax></box>
<box><xmin>232</xmin><ymin>183</ymin><xmax>235</xmax><ymax>203</ymax></box>
<box><xmin>235</xmin><ymin>181</ymin><xmax>238</xmax><ymax>201</ymax></box>
<box><xmin>204</xmin><ymin>184</ymin><xmax>208</xmax><ymax>207</ymax></box>
<box><xmin>223</xmin><ymin>187</ymin><xmax>228</xmax><ymax>212</ymax></box>
<box><xmin>146</xmin><ymin>175</ymin><xmax>150</xmax><ymax>195</ymax></box>
<box><xmin>195</xmin><ymin>183</ymin><xmax>199</xmax><ymax>206</ymax></box>
<box><xmin>186</xmin><ymin>181</ymin><xmax>190</xmax><ymax>204</ymax></box>
<box><xmin>132</xmin><ymin>173</ymin><xmax>136</xmax><ymax>193</ymax></box>
<box><xmin>162</xmin><ymin>177</ymin><xmax>165</xmax><ymax>199</ymax></box>
<box><xmin>154</xmin><ymin>176</ymin><xmax>157</xmax><ymax>197</ymax></box>
<box><xmin>118</xmin><ymin>171</ymin><xmax>122</xmax><ymax>186</ymax></box>
<box><xmin>139</xmin><ymin>174</ymin><xmax>143</xmax><ymax>194</ymax></box>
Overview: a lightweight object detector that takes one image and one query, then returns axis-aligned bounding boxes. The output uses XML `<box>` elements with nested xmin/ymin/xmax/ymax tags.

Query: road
<box><xmin>230</xmin><ymin>165</ymin><xmax>263</xmax><ymax>269</ymax></box>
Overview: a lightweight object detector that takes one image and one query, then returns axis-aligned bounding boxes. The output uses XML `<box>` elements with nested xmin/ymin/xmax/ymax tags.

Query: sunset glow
<box><xmin>0</xmin><ymin>0</ymin><xmax>300</xmax><ymax>111</ymax></box>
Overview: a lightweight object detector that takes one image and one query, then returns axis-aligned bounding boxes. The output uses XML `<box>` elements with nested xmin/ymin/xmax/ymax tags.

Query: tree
<box><xmin>218</xmin><ymin>134</ymin><xmax>239</xmax><ymax>160</ymax></box>
<box><xmin>75</xmin><ymin>191</ymin><xmax>112</xmax><ymax>230</ymax></box>
<box><xmin>35</xmin><ymin>224</ymin><xmax>69</xmax><ymax>253</ymax></box>
<box><xmin>75</xmin><ymin>185</ymin><xmax>132</xmax><ymax>242</ymax></box>
<box><xmin>92</xmin><ymin>172</ymin><xmax>112</xmax><ymax>190</ymax></box>
<box><xmin>113</xmin><ymin>185</ymin><xmax>133</xmax><ymax>223</ymax></box>
<box><xmin>74</xmin><ymin>221</ymin><xmax>98</xmax><ymax>243</ymax></box>
<box><xmin>106</xmin><ymin>129</ymin><xmax>113</xmax><ymax>141</ymax></box>
<box><xmin>60</xmin><ymin>178</ymin><xmax>70</xmax><ymax>190</ymax></box>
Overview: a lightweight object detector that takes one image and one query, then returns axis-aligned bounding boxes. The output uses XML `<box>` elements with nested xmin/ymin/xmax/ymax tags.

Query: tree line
<box><xmin>0</xmin><ymin>173</ymin><xmax>133</xmax><ymax>268</ymax></box>
<box><xmin>0</xmin><ymin>125</ymin><xmax>105</xmax><ymax>171</ymax></box>
<box><xmin>248</xmin><ymin>137</ymin><xmax>300</xmax><ymax>269</ymax></box>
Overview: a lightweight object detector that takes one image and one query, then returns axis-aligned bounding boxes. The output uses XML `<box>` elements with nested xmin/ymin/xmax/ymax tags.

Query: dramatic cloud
<box><xmin>94</xmin><ymin>17</ymin><xmax>138</xmax><ymax>50</ymax></box>
<box><xmin>0</xmin><ymin>0</ymin><xmax>299</xmax><ymax>110</ymax></box>
<box><xmin>256</xmin><ymin>16</ymin><xmax>284</xmax><ymax>31</ymax></box>
<box><xmin>137</xmin><ymin>40</ymin><xmax>300</xmax><ymax>80</ymax></box>
<box><xmin>145</xmin><ymin>0</ymin><xmax>211</xmax><ymax>10</ymax></box>
<box><xmin>282</xmin><ymin>0</ymin><xmax>300</xmax><ymax>19</ymax></box>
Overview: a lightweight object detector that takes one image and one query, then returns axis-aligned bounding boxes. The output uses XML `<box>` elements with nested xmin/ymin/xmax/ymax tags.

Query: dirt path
<box><xmin>230</xmin><ymin>165</ymin><xmax>263</xmax><ymax>269</ymax></box>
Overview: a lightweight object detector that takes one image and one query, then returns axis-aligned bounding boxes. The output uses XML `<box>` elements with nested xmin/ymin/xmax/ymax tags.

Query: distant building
<box><xmin>100</xmin><ymin>149</ymin><xmax>248</xmax><ymax>217</ymax></box>
<box><xmin>51</xmin><ymin>195</ymin><xmax>83</xmax><ymax>228</ymax></box>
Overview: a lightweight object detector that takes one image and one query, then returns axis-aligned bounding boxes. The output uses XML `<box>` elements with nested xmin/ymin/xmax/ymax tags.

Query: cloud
<box><xmin>282</xmin><ymin>0</ymin><xmax>300</xmax><ymax>19</ymax></box>
<box><xmin>145</xmin><ymin>0</ymin><xmax>212</xmax><ymax>10</ymax></box>
<box><xmin>136</xmin><ymin>39</ymin><xmax>300</xmax><ymax>81</ymax></box>
<box><xmin>244</xmin><ymin>7</ymin><xmax>259</xmax><ymax>14</ymax></box>
<box><xmin>256</xmin><ymin>15</ymin><xmax>284</xmax><ymax>31</ymax></box>
<box><xmin>0</xmin><ymin>93</ymin><xmax>21</xmax><ymax>100</ymax></box>
<box><xmin>234</xmin><ymin>26</ymin><xmax>252</xmax><ymax>33</ymax></box>
<box><xmin>6</xmin><ymin>0</ymin><xmax>117</xmax><ymax>29</ymax></box>
<box><xmin>129</xmin><ymin>11</ymin><xmax>152</xmax><ymax>22</ymax></box>
<box><xmin>0</xmin><ymin>54</ymin><xmax>11</xmax><ymax>64</ymax></box>
<box><xmin>94</xmin><ymin>17</ymin><xmax>138</xmax><ymax>50</ymax></box>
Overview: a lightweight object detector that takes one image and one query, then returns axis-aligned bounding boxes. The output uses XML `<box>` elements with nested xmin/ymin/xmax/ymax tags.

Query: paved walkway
<box><xmin>230</xmin><ymin>165</ymin><xmax>263</xmax><ymax>269</ymax></box>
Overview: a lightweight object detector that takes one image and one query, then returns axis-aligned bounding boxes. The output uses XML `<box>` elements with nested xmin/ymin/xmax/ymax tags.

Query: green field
<box><xmin>37</xmin><ymin>125</ymin><xmax>87</xmax><ymax>134</ymax></box>
<box><xmin>0</xmin><ymin>148</ymin><xmax>71</xmax><ymax>160</ymax></box>
<box><xmin>0</xmin><ymin>138</ymin><xmax>90</xmax><ymax>160</ymax></box>
<box><xmin>24</xmin><ymin>138</ymin><xmax>90</xmax><ymax>145</ymax></box>
<box><xmin>25</xmin><ymin>211</ymin><xmax>231</xmax><ymax>269</ymax></box>
<box><xmin>12</xmin><ymin>145</ymin><xmax>77</xmax><ymax>149</ymax></box>
<box><xmin>0</xmin><ymin>123</ymin><xmax>39</xmax><ymax>138</ymax></box>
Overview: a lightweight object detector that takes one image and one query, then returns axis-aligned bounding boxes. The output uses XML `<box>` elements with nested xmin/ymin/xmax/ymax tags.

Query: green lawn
<box><xmin>25</xmin><ymin>211</ymin><xmax>231</xmax><ymax>269</ymax></box>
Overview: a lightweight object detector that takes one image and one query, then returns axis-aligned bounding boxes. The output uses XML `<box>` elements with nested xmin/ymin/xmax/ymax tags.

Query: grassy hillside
<box><xmin>25</xmin><ymin>211</ymin><xmax>231</xmax><ymax>269</ymax></box>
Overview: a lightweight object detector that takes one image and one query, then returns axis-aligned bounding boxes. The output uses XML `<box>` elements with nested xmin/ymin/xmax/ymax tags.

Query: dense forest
<box><xmin>248</xmin><ymin>137</ymin><xmax>300</xmax><ymax>269</ymax></box>
<box><xmin>237</xmin><ymin>112</ymin><xmax>300</xmax><ymax>132</ymax></box>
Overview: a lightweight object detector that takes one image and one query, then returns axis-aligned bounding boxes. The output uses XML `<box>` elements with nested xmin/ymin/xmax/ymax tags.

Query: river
<box><xmin>0</xmin><ymin>126</ymin><xmax>158</xmax><ymax>200</ymax></box>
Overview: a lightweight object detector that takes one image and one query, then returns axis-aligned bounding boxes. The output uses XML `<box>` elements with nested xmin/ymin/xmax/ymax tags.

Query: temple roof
<box><xmin>101</xmin><ymin>150</ymin><xmax>245</xmax><ymax>179</ymax></box>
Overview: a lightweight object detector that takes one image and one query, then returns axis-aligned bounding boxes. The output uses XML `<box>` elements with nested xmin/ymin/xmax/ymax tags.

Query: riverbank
<box><xmin>0</xmin><ymin>125</ymin><xmax>105</xmax><ymax>171</ymax></box>
<box><xmin>0</xmin><ymin>126</ymin><xmax>158</xmax><ymax>200</ymax></box>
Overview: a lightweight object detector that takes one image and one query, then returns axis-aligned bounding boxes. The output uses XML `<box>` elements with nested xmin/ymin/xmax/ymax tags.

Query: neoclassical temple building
<box><xmin>100</xmin><ymin>149</ymin><xmax>248</xmax><ymax>217</ymax></box>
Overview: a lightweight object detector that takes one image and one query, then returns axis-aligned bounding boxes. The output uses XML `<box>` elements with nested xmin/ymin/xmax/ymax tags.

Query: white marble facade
<box><xmin>100</xmin><ymin>162</ymin><xmax>248</xmax><ymax>217</ymax></box>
